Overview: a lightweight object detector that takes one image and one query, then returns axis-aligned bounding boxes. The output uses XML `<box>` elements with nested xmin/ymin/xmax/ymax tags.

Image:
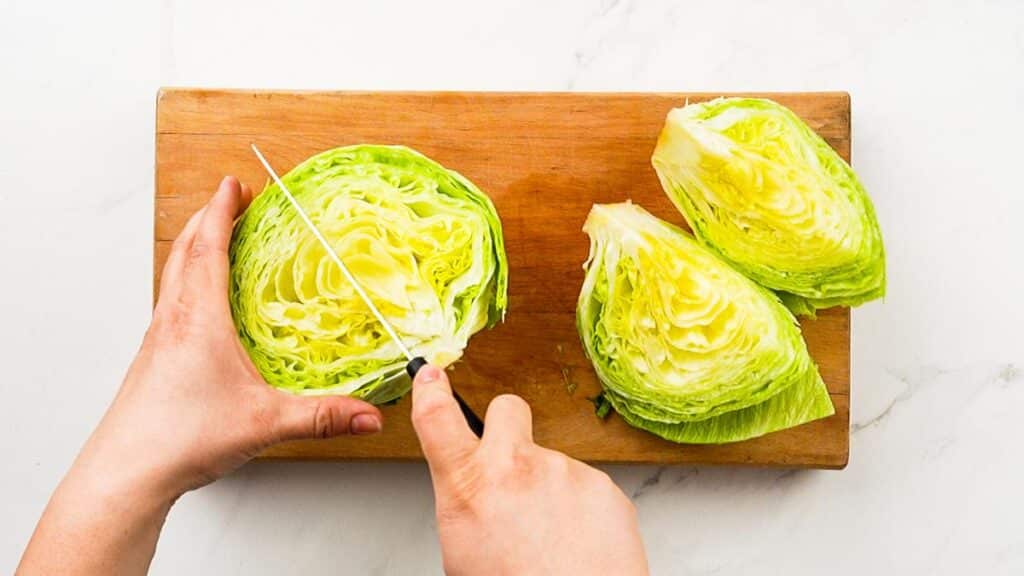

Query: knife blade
<box><xmin>250</xmin><ymin>144</ymin><xmax>484</xmax><ymax>437</ymax></box>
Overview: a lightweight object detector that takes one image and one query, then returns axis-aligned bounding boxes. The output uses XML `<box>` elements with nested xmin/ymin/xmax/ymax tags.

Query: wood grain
<box><xmin>155</xmin><ymin>89</ymin><xmax>851</xmax><ymax>468</ymax></box>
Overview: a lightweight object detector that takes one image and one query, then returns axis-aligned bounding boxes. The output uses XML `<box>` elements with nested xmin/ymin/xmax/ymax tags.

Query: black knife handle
<box><xmin>406</xmin><ymin>357</ymin><xmax>484</xmax><ymax>437</ymax></box>
<box><xmin>406</xmin><ymin>356</ymin><xmax>429</xmax><ymax>378</ymax></box>
<box><xmin>451</xmin><ymin>390</ymin><xmax>485</xmax><ymax>438</ymax></box>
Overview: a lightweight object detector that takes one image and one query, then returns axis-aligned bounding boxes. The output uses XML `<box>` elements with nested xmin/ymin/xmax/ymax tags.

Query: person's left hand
<box><xmin>80</xmin><ymin>176</ymin><xmax>385</xmax><ymax>500</ymax></box>
<box><xmin>18</xmin><ymin>177</ymin><xmax>384</xmax><ymax>575</ymax></box>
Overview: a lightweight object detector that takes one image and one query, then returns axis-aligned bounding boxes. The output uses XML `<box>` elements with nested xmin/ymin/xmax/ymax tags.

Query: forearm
<box><xmin>18</xmin><ymin>441</ymin><xmax>177</xmax><ymax>575</ymax></box>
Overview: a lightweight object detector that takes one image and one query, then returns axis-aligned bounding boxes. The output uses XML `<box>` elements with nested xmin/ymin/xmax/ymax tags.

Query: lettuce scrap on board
<box><xmin>229</xmin><ymin>145</ymin><xmax>508</xmax><ymax>404</ymax></box>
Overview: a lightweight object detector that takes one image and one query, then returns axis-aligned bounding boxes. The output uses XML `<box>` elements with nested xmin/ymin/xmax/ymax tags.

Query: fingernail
<box><xmin>350</xmin><ymin>413</ymin><xmax>382</xmax><ymax>435</ymax></box>
<box><xmin>417</xmin><ymin>365</ymin><xmax>442</xmax><ymax>383</ymax></box>
<box><xmin>219</xmin><ymin>175</ymin><xmax>238</xmax><ymax>192</ymax></box>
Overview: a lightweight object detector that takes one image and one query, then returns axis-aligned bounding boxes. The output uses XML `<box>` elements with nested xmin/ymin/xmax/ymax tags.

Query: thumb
<box><xmin>411</xmin><ymin>365</ymin><xmax>478</xmax><ymax>476</ymax></box>
<box><xmin>274</xmin><ymin>393</ymin><xmax>383</xmax><ymax>441</ymax></box>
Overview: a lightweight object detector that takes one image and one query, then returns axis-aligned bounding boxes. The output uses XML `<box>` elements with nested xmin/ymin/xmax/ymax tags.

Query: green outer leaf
<box><xmin>652</xmin><ymin>97</ymin><xmax>885</xmax><ymax>315</ymax></box>
<box><xmin>604</xmin><ymin>368</ymin><xmax>833</xmax><ymax>444</ymax></box>
<box><xmin>576</xmin><ymin>202</ymin><xmax>834</xmax><ymax>444</ymax></box>
<box><xmin>229</xmin><ymin>145</ymin><xmax>508</xmax><ymax>403</ymax></box>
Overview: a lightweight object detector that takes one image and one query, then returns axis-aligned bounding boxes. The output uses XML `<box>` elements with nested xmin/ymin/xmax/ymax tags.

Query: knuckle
<box><xmin>486</xmin><ymin>443</ymin><xmax>537</xmax><ymax>486</ymax></box>
<box><xmin>543</xmin><ymin>450</ymin><xmax>573</xmax><ymax>476</ymax></box>
<box><xmin>411</xmin><ymin>392</ymin><xmax>450</xmax><ymax>425</ymax></box>
<box><xmin>490</xmin><ymin>393</ymin><xmax>530</xmax><ymax>415</ymax></box>
<box><xmin>508</xmin><ymin>443</ymin><xmax>535</xmax><ymax>473</ymax></box>
<box><xmin>187</xmin><ymin>242</ymin><xmax>209</xmax><ymax>265</ymax></box>
<box><xmin>312</xmin><ymin>401</ymin><xmax>337</xmax><ymax>438</ymax></box>
<box><xmin>187</xmin><ymin>241</ymin><xmax>223</xmax><ymax>266</ymax></box>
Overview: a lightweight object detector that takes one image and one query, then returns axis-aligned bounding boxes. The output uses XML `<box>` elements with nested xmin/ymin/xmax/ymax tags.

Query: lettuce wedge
<box><xmin>577</xmin><ymin>202</ymin><xmax>833</xmax><ymax>444</ymax></box>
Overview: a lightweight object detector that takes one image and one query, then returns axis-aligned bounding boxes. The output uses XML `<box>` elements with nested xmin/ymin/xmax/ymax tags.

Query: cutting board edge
<box><xmin>155</xmin><ymin>87</ymin><xmax>851</xmax><ymax>135</ymax></box>
<box><xmin>156</xmin><ymin>86</ymin><xmax>851</xmax><ymax>100</ymax></box>
<box><xmin>254</xmin><ymin>453</ymin><xmax>850</xmax><ymax>470</ymax></box>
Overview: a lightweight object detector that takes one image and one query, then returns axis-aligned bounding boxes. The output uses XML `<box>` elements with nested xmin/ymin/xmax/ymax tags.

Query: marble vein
<box><xmin>631</xmin><ymin>466</ymin><xmax>665</xmax><ymax>500</ymax></box>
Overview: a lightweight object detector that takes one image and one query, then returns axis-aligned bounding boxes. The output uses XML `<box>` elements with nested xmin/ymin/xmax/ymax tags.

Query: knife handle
<box><xmin>406</xmin><ymin>357</ymin><xmax>485</xmax><ymax>437</ymax></box>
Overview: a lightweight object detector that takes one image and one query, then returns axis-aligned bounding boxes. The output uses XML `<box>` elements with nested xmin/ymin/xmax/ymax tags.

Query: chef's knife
<box><xmin>250</xmin><ymin>144</ymin><xmax>485</xmax><ymax>437</ymax></box>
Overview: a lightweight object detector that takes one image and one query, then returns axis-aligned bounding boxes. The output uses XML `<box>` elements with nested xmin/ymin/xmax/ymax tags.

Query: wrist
<box><xmin>22</xmin><ymin>434</ymin><xmax>178</xmax><ymax>575</ymax></box>
<box><xmin>61</xmin><ymin>447</ymin><xmax>179</xmax><ymax>523</ymax></box>
<box><xmin>65</xmin><ymin>415</ymin><xmax>189</xmax><ymax>518</ymax></box>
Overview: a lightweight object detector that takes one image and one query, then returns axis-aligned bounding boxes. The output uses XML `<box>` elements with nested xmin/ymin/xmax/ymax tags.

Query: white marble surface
<box><xmin>2</xmin><ymin>0</ymin><xmax>1022</xmax><ymax>574</ymax></box>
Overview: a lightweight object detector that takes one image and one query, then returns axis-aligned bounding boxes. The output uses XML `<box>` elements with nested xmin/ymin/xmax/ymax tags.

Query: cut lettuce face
<box><xmin>652</xmin><ymin>97</ymin><xmax>885</xmax><ymax>315</ymax></box>
<box><xmin>577</xmin><ymin>202</ymin><xmax>833</xmax><ymax>444</ymax></box>
<box><xmin>229</xmin><ymin>145</ymin><xmax>508</xmax><ymax>403</ymax></box>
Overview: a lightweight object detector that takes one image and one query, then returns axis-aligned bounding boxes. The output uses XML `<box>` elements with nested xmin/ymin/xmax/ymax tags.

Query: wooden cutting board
<box><xmin>155</xmin><ymin>89</ymin><xmax>851</xmax><ymax>469</ymax></box>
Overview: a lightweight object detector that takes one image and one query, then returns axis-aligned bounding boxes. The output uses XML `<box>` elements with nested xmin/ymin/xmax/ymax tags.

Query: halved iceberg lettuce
<box><xmin>577</xmin><ymin>202</ymin><xmax>833</xmax><ymax>444</ymax></box>
<box><xmin>229</xmin><ymin>145</ymin><xmax>508</xmax><ymax>403</ymax></box>
<box><xmin>652</xmin><ymin>97</ymin><xmax>885</xmax><ymax>315</ymax></box>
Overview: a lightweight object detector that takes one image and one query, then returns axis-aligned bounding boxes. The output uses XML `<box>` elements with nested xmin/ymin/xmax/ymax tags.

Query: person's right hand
<box><xmin>410</xmin><ymin>365</ymin><xmax>649</xmax><ymax>575</ymax></box>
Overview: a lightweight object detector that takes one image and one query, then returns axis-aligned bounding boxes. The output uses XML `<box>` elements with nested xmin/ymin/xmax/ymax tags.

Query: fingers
<box><xmin>240</xmin><ymin>182</ymin><xmax>254</xmax><ymax>211</ymax></box>
<box><xmin>182</xmin><ymin>176</ymin><xmax>248</xmax><ymax>308</ymax></box>
<box><xmin>159</xmin><ymin>206</ymin><xmax>206</xmax><ymax>301</ymax></box>
<box><xmin>273</xmin><ymin>392</ymin><xmax>383</xmax><ymax>441</ymax></box>
<box><xmin>411</xmin><ymin>365</ymin><xmax>479</xmax><ymax>475</ymax></box>
<box><xmin>162</xmin><ymin>176</ymin><xmax>252</xmax><ymax>304</ymax></box>
<box><xmin>193</xmin><ymin>176</ymin><xmax>243</xmax><ymax>256</ymax></box>
<box><xmin>482</xmin><ymin>394</ymin><xmax>534</xmax><ymax>448</ymax></box>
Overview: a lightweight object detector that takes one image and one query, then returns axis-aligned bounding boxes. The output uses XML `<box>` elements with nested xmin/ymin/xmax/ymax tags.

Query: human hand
<box><xmin>19</xmin><ymin>176</ymin><xmax>385</xmax><ymax>575</ymax></box>
<box><xmin>80</xmin><ymin>176</ymin><xmax>386</xmax><ymax>499</ymax></box>
<box><xmin>410</xmin><ymin>365</ymin><xmax>649</xmax><ymax>575</ymax></box>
